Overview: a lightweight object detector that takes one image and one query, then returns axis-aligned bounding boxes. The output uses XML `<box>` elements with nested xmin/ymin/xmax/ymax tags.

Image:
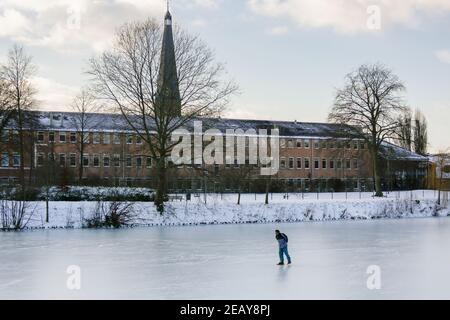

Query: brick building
<box><xmin>0</xmin><ymin>111</ymin><xmax>429</xmax><ymax>193</ymax></box>
<box><xmin>0</xmin><ymin>8</ymin><xmax>430</xmax><ymax>193</ymax></box>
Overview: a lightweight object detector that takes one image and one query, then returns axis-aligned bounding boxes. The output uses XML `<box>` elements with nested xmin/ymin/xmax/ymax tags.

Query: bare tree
<box><xmin>0</xmin><ymin>79</ymin><xmax>14</xmax><ymax>151</ymax></box>
<box><xmin>396</xmin><ymin>107</ymin><xmax>412</xmax><ymax>151</ymax></box>
<box><xmin>70</xmin><ymin>89</ymin><xmax>101</xmax><ymax>183</ymax></box>
<box><xmin>413</xmin><ymin>109</ymin><xmax>428</xmax><ymax>156</ymax></box>
<box><xmin>435</xmin><ymin>150</ymin><xmax>450</xmax><ymax>206</ymax></box>
<box><xmin>89</xmin><ymin>18</ymin><xmax>237</xmax><ymax>212</ymax></box>
<box><xmin>328</xmin><ymin>64</ymin><xmax>407</xmax><ymax>197</ymax></box>
<box><xmin>1</xmin><ymin>45</ymin><xmax>37</xmax><ymax>194</ymax></box>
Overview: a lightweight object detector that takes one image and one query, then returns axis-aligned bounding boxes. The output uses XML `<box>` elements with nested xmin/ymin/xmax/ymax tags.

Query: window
<box><xmin>304</xmin><ymin>158</ymin><xmax>310</xmax><ymax>169</ymax></box>
<box><xmin>329</xmin><ymin>141</ymin><xmax>335</xmax><ymax>149</ymax></box>
<box><xmin>329</xmin><ymin>159</ymin><xmax>335</xmax><ymax>169</ymax></box>
<box><xmin>126</xmin><ymin>155</ymin><xmax>132</xmax><ymax>167</ymax></box>
<box><xmin>12</xmin><ymin>153</ymin><xmax>20</xmax><ymax>167</ymax></box>
<box><xmin>70</xmin><ymin>154</ymin><xmax>76</xmax><ymax>167</ymax></box>
<box><xmin>297</xmin><ymin>157</ymin><xmax>302</xmax><ymax>169</ymax></box>
<box><xmin>93</xmin><ymin>154</ymin><xmax>100</xmax><ymax>167</ymax></box>
<box><xmin>1</xmin><ymin>130</ymin><xmax>9</xmax><ymax>142</ymax></box>
<box><xmin>314</xmin><ymin>158</ymin><xmax>320</xmax><ymax>169</ymax></box>
<box><xmin>59</xmin><ymin>154</ymin><xmax>66</xmax><ymax>167</ymax></box>
<box><xmin>146</xmin><ymin>157</ymin><xmax>152</xmax><ymax>168</ymax></box>
<box><xmin>353</xmin><ymin>141</ymin><xmax>358</xmax><ymax>150</ymax></box>
<box><xmin>136</xmin><ymin>156</ymin><xmax>142</xmax><ymax>168</ymax></box>
<box><xmin>304</xmin><ymin>139</ymin><xmax>310</xmax><ymax>149</ymax></box>
<box><xmin>37</xmin><ymin>132</ymin><xmax>45</xmax><ymax>143</ymax></box>
<box><xmin>280</xmin><ymin>157</ymin><xmax>286</xmax><ymax>169</ymax></box>
<box><xmin>280</xmin><ymin>139</ymin><xmax>286</xmax><ymax>148</ymax></box>
<box><xmin>49</xmin><ymin>132</ymin><xmax>55</xmax><ymax>143</ymax></box>
<box><xmin>83</xmin><ymin>132</ymin><xmax>90</xmax><ymax>144</ymax></box>
<box><xmin>1</xmin><ymin>153</ymin><xmax>9</xmax><ymax>167</ymax></box>
<box><xmin>287</xmin><ymin>139</ymin><xmax>294</xmax><ymax>148</ymax></box>
<box><xmin>337</xmin><ymin>159</ymin><xmax>342</xmax><ymax>169</ymax></box>
<box><xmin>113</xmin><ymin>154</ymin><xmax>120</xmax><ymax>167</ymax></box>
<box><xmin>346</xmin><ymin>142</ymin><xmax>351</xmax><ymax>149</ymax></box>
<box><xmin>37</xmin><ymin>153</ymin><xmax>44</xmax><ymax>167</ymax></box>
<box><xmin>289</xmin><ymin>157</ymin><xmax>294</xmax><ymax>169</ymax></box>
<box><xmin>93</xmin><ymin>133</ymin><xmax>100</xmax><ymax>144</ymax></box>
<box><xmin>48</xmin><ymin>153</ymin><xmax>55</xmax><ymax>162</ymax></box>
<box><xmin>322</xmin><ymin>158</ymin><xmax>327</xmax><ymax>169</ymax></box>
<box><xmin>321</xmin><ymin>141</ymin><xmax>327</xmax><ymax>149</ymax></box>
<box><xmin>296</xmin><ymin>139</ymin><xmax>302</xmax><ymax>148</ymax></box>
<box><xmin>353</xmin><ymin>158</ymin><xmax>359</xmax><ymax>170</ymax></box>
<box><xmin>113</xmin><ymin>133</ymin><xmax>121</xmax><ymax>145</ymax></box>
<box><xmin>83</xmin><ymin>154</ymin><xmax>90</xmax><ymax>167</ymax></box>
<box><xmin>59</xmin><ymin>132</ymin><xmax>66</xmax><ymax>144</ymax></box>
<box><xmin>103</xmin><ymin>133</ymin><xmax>110</xmax><ymax>144</ymax></box>
<box><xmin>314</xmin><ymin>140</ymin><xmax>320</xmax><ymax>149</ymax></box>
<box><xmin>103</xmin><ymin>154</ymin><xmax>110</xmax><ymax>167</ymax></box>
<box><xmin>136</xmin><ymin>135</ymin><xmax>143</xmax><ymax>145</ymax></box>
<box><xmin>346</xmin><ymin>159</ymin><xmax>351</xmax><ymax>170</ymax></box>
<box><xmin>126</xmin><ymin>134</ymin><xmax>133</xmax><ymax>144</ymax></box>
<box><xmin>70</xmin><ymin>132</ymin><xmax>77</xmax><ymax>143</ymax></box>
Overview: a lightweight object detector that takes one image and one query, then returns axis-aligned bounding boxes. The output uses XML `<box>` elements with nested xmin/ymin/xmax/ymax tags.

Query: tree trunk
<box><xmin>371</xmin><ymin>147</ymin><xmax>383</xmax><ymax>197</ymax></box>
<box><xmin>265</xmin><ymin>179</ymin><xmax>270</xmax><ymax>205</ymax></box>
<box><xmin>155</xmin><ymin>158</ymin><xmax>167</xmax><ymax>214</ymax></box>
<box><xmin>237</xmin><ymin>189</ymin><xmax>241</xmax><ymax>205</ymax></box>
<box><xmin>17</xmin><ymin>107</ymin><xmax>26</xmax><ymax>200</ymax></box>
<box><xmin>78</xmin><ymin>141</ymin><xmax>84</xmax><ymax>185</ymax></box>
<box><xmin>438</xmin><ymin>172</ymin><xmax>443</xmax><ymax>205</ymax></box>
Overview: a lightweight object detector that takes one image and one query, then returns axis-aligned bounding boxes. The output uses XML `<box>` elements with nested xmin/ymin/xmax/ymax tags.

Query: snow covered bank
<box><xmin>6</xmin><ymin>195</ymin><xmax>450</xmax><ymax>230</ymax></box>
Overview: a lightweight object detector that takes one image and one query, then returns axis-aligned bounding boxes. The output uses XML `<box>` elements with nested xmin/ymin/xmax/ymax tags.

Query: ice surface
<box><xmin>1</xmin><ymin>217</ymin><xmax>450</xmax><ymax>299</ymax></box>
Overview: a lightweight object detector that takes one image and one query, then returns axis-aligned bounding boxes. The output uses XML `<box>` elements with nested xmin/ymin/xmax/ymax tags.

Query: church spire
<box><xmin>156</xmin><ymin>2</ymin><xmax>181</xmax><ymax>117</ymax></box>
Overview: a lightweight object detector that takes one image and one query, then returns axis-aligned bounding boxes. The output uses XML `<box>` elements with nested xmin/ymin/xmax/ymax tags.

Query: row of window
<box><xmin>34</xmin><ymin>131</ymin><xmax>143</xmax><ymax>145</ymax></box>
<box><xmin>36</xmin><ymin>153</ymin><xmax>153</xmax><ymax>169</ymax></box>
<box><xmin>280</xmin><ymin>138</ymin><xmax>366</xmax><ymax>150</ymax></box>
<box><xmin>3</xmin><ymin>130</ymin><xmax>368</xmax><ymax>151</ymax></box>
<box><xmin>280</xmin><ymin>157</ymin><xmax>359</xmax><ymax>170</ymax></box>
<box><xmin>1</xmin><ymin>153</ymin><xmax>21</xmax><ymax>167</ymax></box>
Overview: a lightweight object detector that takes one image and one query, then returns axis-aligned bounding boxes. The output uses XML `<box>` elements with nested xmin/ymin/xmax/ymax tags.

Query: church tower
<box><xmin>156</xmin><ymin>4</ymin><xmax>182</xmax><ymax>117</ymax></box>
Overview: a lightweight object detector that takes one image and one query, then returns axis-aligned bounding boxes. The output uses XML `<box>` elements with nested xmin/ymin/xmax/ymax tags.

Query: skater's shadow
<box><xmin>277</xmin><ymin>265</ymin><xmax>291</xmax><ymax>282</ymax></box>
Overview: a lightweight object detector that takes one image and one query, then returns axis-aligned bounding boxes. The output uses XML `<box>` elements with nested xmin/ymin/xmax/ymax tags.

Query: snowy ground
<box><xmin>10</xmin><ymin>190</ymin><xmax>450</xmax><ymax>229</ymax></box>
<box><xmin>1</xmin><ymin>217</ymin><xmax>450</xmax><ymax>299</ymax></box>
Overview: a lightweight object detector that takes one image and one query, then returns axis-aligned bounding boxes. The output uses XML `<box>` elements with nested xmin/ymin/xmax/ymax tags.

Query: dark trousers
<box><xmin>279</xmin><ymin>247</ymin><xmax>291</xmax><ymax>264</ymax></box>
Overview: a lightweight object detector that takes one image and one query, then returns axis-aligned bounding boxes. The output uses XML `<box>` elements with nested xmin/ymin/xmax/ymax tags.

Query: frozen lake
<box><xmin>1</xmin><ymin>217</ymin><xmax>450</xmax><ymax>300</ymax></box>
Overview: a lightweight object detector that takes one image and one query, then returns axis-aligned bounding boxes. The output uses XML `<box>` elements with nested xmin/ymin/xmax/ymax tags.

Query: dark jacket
<box><xmin>276</xmin><ymin>233</ymin><xmax>288</xmax><ymax>249</ymax></box>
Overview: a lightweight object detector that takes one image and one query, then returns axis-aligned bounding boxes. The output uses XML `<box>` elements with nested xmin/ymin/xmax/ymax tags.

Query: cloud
<box><xmin>191</xmin><ymin>19</ymin><xmax>208</xmax><ymax>27</ymax></box>
<box><xmin>32</xmin><ymin>76</ymin><xmax>79</xmax><ymax>109</ymax></box>
<box><xmin>268</xmin><ymin>26</ymin><xmax>289</xmax><ymax>36</ymax></box>
<box><xmin>0</xmin><ymin>9</ymin><xmax>31</xmax><ymax>38</ymax></box>
<box><xmin>0</xmin><ymin>0</ymin><xmax>220</xmax><ymax>53</ymax></box>
<box><xmin>247</xmin><ymin>0</ymin><xmax>450</xmax><ymax>34</ymax></box>
<box><xmin>435</xmin><ymin>50</ymin><xmax>450</xmax><ymax>64</ymax></box>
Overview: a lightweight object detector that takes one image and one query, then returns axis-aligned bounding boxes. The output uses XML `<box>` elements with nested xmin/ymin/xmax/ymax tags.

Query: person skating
<box><xmin>275</xmin><ymin>230</ymin><xmax>292</xmax><ymax>265</ymax></box>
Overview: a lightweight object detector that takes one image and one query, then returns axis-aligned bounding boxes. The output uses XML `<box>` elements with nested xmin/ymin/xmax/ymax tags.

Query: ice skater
<box><xmin>275</xmin><ymin>230</ymin><xmax>292</xmax><ymax>265</ymax></box>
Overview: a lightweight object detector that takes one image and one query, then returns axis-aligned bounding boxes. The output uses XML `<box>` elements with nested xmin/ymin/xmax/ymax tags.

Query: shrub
<box><xmin>0</xmin><ymin>200</ymin><xmax>36</xmax><ymax>231</ymax></box>
<box><xmin>83</xmin><ymin>201</ymin><xmax>136</xmax><ymax>229</ymax></box>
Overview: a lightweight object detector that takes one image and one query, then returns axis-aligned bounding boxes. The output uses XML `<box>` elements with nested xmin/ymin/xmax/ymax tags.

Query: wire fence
<box><xmin>172</xmin><ymin>190</ymin><xmax>450</xmax><ymax>206</ymax></box>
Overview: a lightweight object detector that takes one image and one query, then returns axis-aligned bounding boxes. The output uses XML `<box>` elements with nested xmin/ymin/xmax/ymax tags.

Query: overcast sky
<box><xmin>0</xmin><ymin>0</ymin><xmax>449</xmax><ymax>152</ymax></box>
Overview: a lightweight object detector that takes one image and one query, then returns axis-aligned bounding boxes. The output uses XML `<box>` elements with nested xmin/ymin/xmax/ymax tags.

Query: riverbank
<box><xmin>3</xmin><ymin>192</ymin><xmax>449</xmax><ymax>230</ymax></box>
